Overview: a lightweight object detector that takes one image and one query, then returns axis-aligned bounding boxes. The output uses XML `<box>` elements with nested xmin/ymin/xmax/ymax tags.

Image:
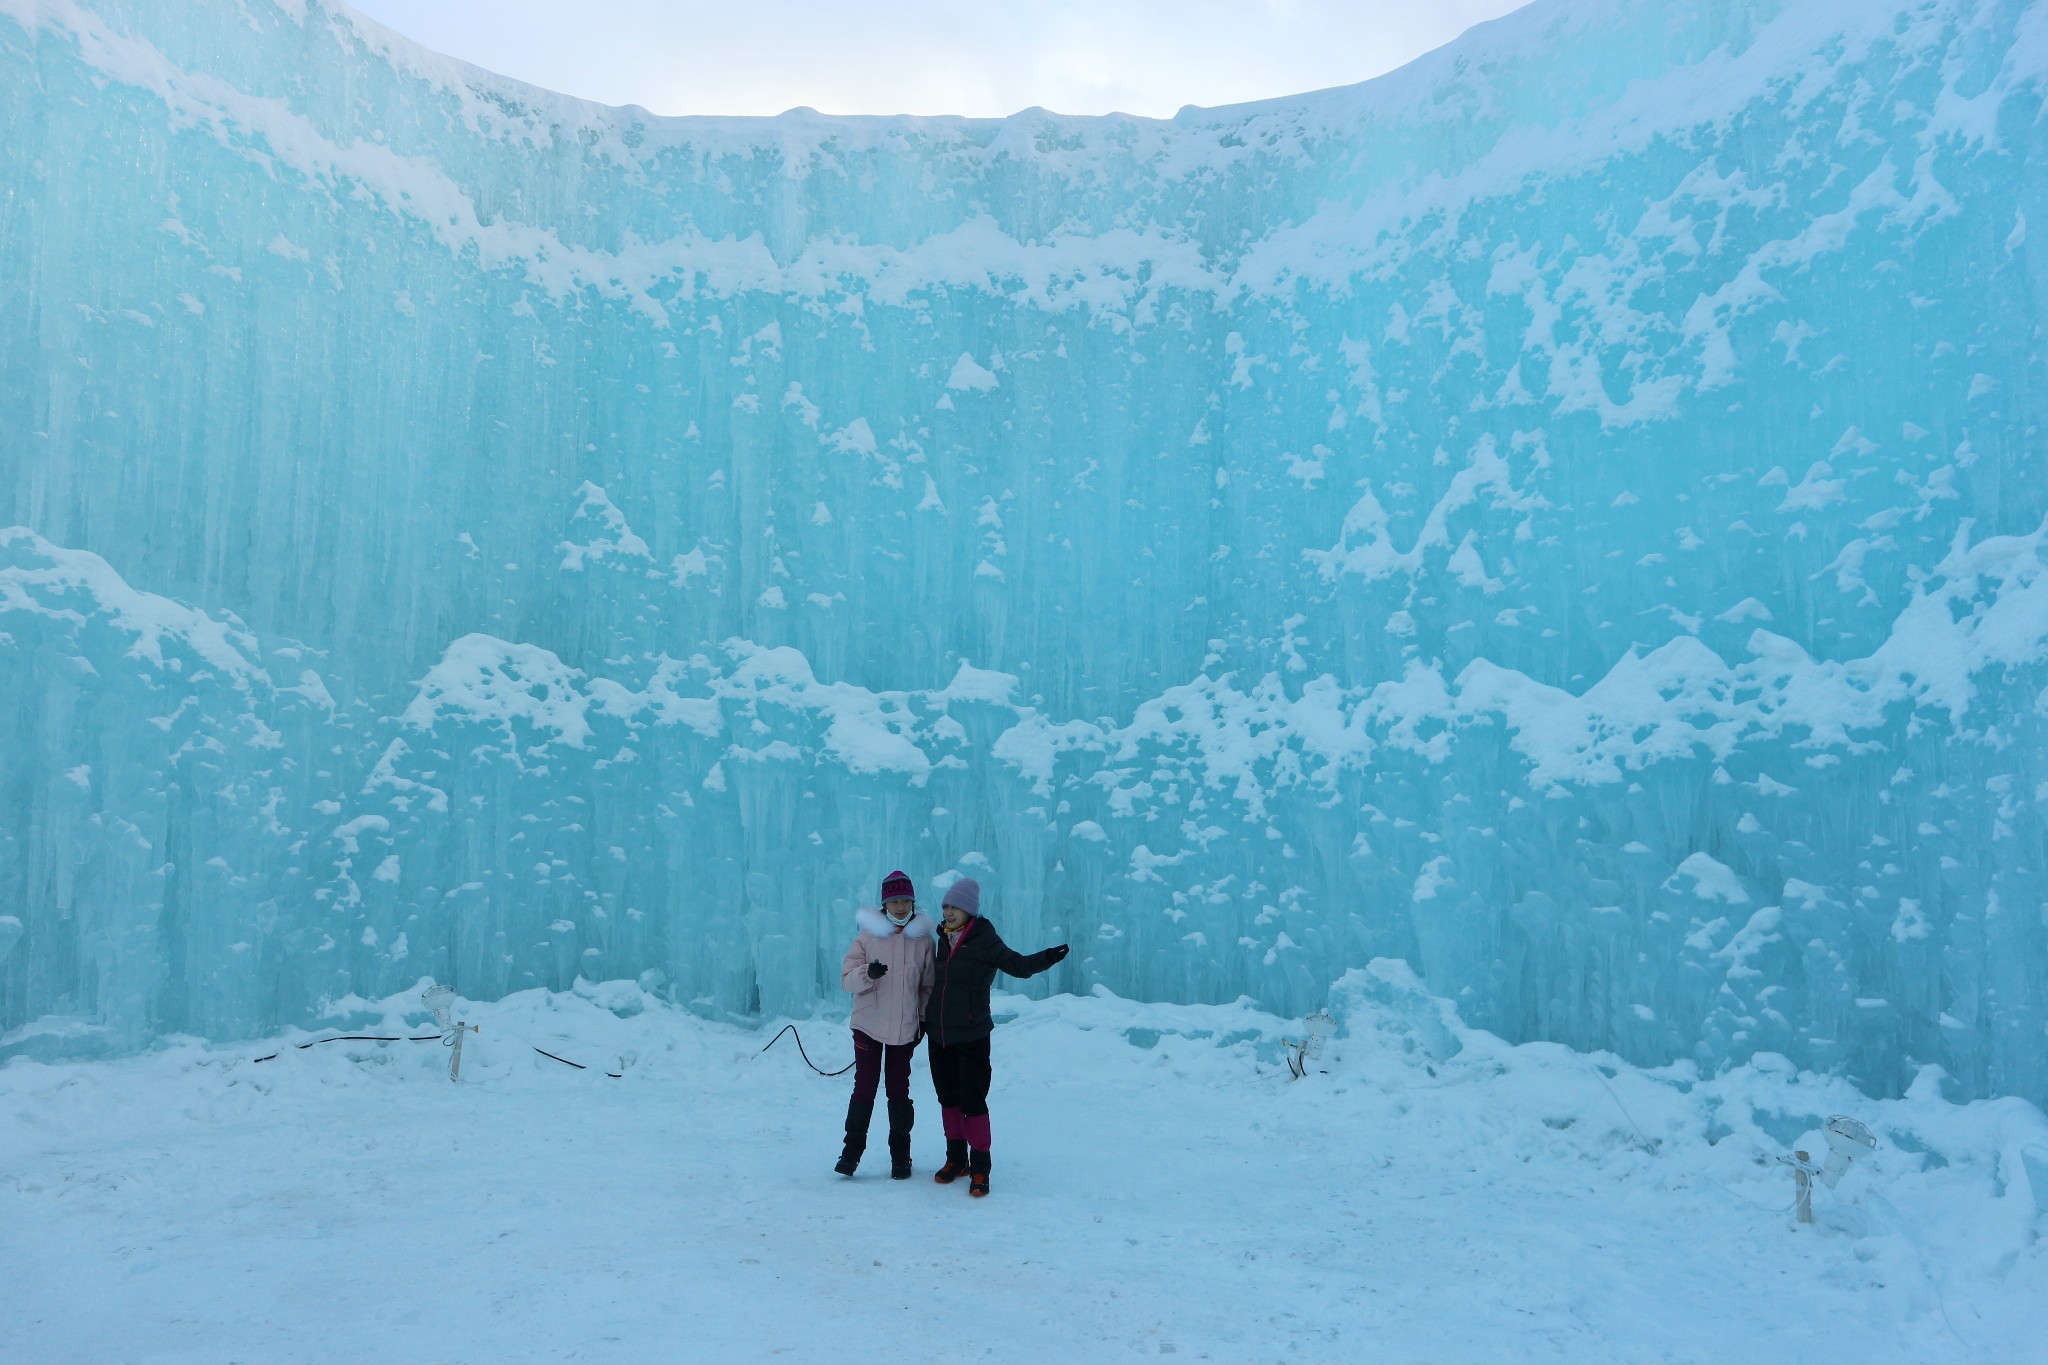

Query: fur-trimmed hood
<box><xmin>855</xmin><ymin>905</ymin><xmax>934</xmax><ymax>940</ymax></box>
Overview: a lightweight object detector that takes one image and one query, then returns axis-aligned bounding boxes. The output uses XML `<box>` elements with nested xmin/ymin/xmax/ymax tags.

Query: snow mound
<box><xmin>3</xmin><ymin>968</ymin><xmax>2043</xmax><ymax>1359</ymax></box>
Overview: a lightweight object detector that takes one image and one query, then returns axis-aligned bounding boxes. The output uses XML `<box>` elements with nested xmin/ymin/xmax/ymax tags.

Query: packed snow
<box><xmin>7</xmin><ymin>0</ymin><xmax>2048</xmax><ymax>1108</ymax></box>
<box><xmin>4</xmin><ymin>969</ymin><xmax>2042</xmax><ymax>1361</ymax></box>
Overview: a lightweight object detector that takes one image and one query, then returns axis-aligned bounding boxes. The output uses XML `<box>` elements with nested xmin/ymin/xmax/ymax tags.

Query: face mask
<box><xmin>885</xmin><ymin>904</ymin><xmax>912</xmax><ymax>928</ymax></box>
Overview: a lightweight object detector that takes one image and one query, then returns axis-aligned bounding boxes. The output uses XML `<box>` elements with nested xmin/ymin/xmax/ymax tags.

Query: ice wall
<box><xmin>3</xmin><ymin>0</ymin><xmax>2047</xmax><ymax>1101</ymax></box>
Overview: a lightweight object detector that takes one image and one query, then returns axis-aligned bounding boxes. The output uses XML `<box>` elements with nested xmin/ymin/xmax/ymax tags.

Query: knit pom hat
<box><xmin>880</xmin><ymin>869</ymin><xmax>915</xmax><ymax>903</ymax></box>
<box><xmin>941</xmin><ymin>877</ymin><xmax>981</xmax><ymax>916</ymax></box>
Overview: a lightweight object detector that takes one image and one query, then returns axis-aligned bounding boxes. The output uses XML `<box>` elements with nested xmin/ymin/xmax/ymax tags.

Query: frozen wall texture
<box><xmin>3</xmin><ymin>0</ymin><xmax>2047</xmax><ymax>1099</ymax></box>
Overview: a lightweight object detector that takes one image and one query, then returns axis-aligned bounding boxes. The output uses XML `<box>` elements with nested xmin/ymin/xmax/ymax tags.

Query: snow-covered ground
<box><xmin>6</xmin><ymin>968</ymin><xmax>2043</xmax><ymax>1363</ymax></box>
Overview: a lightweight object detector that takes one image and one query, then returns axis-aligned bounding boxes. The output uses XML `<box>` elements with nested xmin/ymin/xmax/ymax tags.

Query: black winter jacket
<box><xmin>922</xmin><ymin>916</ymin><xmax>1059</xmax><ymax>1046</ymax></box>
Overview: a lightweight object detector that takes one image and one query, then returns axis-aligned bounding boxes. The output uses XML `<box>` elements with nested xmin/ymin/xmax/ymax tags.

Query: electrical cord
<box><xmin>759</xmin><ymin>1023</ymin><xmax>855</xmax><ymax>1076</ymax></box>
<box><xmin>1580</xmin><ymin>1056</ymin><xmax>1798</xmax><ymax>1214</ymax></box>
<box><xmin>252</xmin><ymin>1033</ymin><xmax>442</xmax><ymax>1061</ymax></box>
<box><xmin>255</xmin><ymin>1030</ymin><xmax>621</xmax><ymax>1078</ymax></box>
<box><xmin>533</xmin><ymin>1046</ymin><xmax>623</xmax><ymax>1078</ymax></box>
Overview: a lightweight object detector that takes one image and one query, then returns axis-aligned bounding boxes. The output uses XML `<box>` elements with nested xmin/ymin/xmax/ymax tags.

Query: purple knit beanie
<box><xmin>880</xmin><ymin>869</ymin><xmax>915</xmax><ymax>903</ymax></box>
<box><xmin>941</xmin><ymin>877</ymin><xmax>980</xmax><ymax>916</ymax></box>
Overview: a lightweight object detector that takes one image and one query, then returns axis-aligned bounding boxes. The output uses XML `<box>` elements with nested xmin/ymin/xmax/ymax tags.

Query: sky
<box><xmin>343</xmin><ymin>1</ymin><xmax>1531</xmax><ymax>120</ymax></box>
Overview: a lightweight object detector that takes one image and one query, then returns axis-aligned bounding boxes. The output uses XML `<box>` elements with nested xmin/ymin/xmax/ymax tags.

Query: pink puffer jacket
<box><xmin>841</xmin><ymin>906</ymin><xmax>935</xmax><ymax>1046</ymax></box>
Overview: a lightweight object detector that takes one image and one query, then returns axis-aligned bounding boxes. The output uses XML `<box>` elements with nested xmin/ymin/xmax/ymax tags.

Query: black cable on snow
<box><xmin>253</xmin><ymin>1033</ymin><xmax>441</xmax><ymax>1061</ymax></box>
<box><xmin>252</xmin><ymin>1030</ymin><xmax>621</xmax><ymax>1077</ymax></box>
<box><xmin>305</xmin><ymin>1034</ymin><xmax>444</xmax><ymax>1046</ymax></box>
<box><xmin>532</xmin><ymin>1045</ymin><xmax>622</xmax><ymax>1077</ymax></box>
<box><xmin>758</xmin><ymin>1024</ymin><xmax>855</xmax><ymax>1077</ymax></box>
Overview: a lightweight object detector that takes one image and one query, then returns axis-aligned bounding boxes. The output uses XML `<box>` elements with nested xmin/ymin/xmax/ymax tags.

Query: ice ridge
<box><xmin>2</xmin><ymin>0</ymin><xmax>2047</xmax><ymax>1105</ymax></box>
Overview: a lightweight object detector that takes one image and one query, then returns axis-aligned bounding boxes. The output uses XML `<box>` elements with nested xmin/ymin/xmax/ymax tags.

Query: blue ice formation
<box><xmin>2</xmin><ymin>0</ymin><xmax>2046</xmax><ymax>1101</ymax></box>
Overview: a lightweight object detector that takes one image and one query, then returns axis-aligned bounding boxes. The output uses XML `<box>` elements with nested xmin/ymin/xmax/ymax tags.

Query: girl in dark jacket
<box><xmin>923</xmin><ymin>876</ymin><xmax>1068</xmax><ymax>1197</ymax></box>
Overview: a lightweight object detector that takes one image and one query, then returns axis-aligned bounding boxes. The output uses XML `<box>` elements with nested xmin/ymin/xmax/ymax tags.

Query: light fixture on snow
<box><xmin>1818</xmin><ymin>1115</ymin><xmax>1877</xmax><ymax>1185</ymax></box>
<box><xmin>1286</xmin><ymin>1009</ymin><xmax>1336</xmax><ymax>1079</ymax></box>
<box><xmin>421</xmin><ymin>983</ymin><xmax>478</xmax><ymax>1083</ymax></box>
<box><xmin>1777</xmin><ymin>1116</ymin><xmax>1876</xmax><ymax>1223</ymax></box>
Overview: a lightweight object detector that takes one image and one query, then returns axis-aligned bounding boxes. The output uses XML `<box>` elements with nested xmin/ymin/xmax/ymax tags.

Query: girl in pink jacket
<box><xmin>835</xmin><ymin>869</ymin><xmax>936</xmax><ymax>1178</ymax></box>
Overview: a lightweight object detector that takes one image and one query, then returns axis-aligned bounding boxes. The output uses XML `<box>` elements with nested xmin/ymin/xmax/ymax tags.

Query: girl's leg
<box><xmin>850</xmin><ymin>1030</ymin><xmax>883</xmax><ymax>1106</ymax></box>
<box><xmin>927</xmin><ymin>1035</ymin><xmax>964</xmax><ymax>1137</ymax></box>
<box><xmin>959</xmin><ymin>1037</ymin><xmax>994</xmax><ymax>1154</ymax></box>
<box><xmin>883</xmin><ymin>1041</ymin><xmax>914</xmax><ymax>1102</ymax></box>
<box><xmin>958</xmin><ymin>1039</ymin><xmax>994</xmax><ymax>1193</ymax></box>
<box><xmin>927</xmin><ymin>1036</ymin><xmax>971</xmax><ymax>1181</ymax></box>
<box><xmin>836</xmin><ymin>1030</ymin><xmax>882</xmax><ymax>1174</ymax></box>
<box><xmin>884</xmin><ymin>1042</ymin><xmax>916</xmax><ymax>1177</ymax></box>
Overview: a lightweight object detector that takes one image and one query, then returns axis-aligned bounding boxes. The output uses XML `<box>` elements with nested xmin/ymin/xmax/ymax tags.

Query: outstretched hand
<box><xmin>867</xmin><ymin>961</ymin><xmax>889</xmax><ymax>979</ymax></box>
<box><xmin>1043</xmin><ymin>943</ymin><xmax>1070</xmax><ymax>965</ymax></box>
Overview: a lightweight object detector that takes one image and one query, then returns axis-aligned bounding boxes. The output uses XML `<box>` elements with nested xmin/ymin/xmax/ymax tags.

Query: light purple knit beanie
<box><xmin>941</xmin><ymin>877</ymin><xmax>981</xmax><ymax>916</ymax></box>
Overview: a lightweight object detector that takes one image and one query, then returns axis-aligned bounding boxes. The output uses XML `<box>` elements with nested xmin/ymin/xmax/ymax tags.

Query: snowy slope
<box><xmin>3</xmin><ymin>972</ymin><xmax>2043</xmax><ymax>1362</ymax></box>
<box><xmin>3</xmin><ymin>0</ymin><xmax>2048</xmax><ymax>1108</ymax></box>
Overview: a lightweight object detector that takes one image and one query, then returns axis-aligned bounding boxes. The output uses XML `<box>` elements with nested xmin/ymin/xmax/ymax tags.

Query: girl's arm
<box><xmin>840</xmin><ymin>936</ymin><xmax>875</xmax><ymax>994</ymax></box>
<box><xmin>990</xmin><ymin>925</ymin><xmax>1066</xmax><ymax>979</ymax></box>
<box><xmin>991</xmin><ymin>929</ymin><xmax>1073</xmax><ymax>982</ymax></box>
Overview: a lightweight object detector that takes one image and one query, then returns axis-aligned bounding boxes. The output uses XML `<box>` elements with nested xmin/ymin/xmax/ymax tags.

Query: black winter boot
<box><xmin>933</xmin><ymin>1139</ymin><xmax>970</xmax><ymax>1184</ymax></box>
<box><xmin>887</xmin><ymin>1099</ymin><xmax>915</xmax><ymax>1179</ymax></box>
<box><xmin>968</xmin><ymin>1148</ymin><xmax>991</xmax><ymax>1198</ymax></box>
<box><xmin>835</xmin><ymin>1098</ymin><xmax>874</xmax><ymax>1176</ymax></box>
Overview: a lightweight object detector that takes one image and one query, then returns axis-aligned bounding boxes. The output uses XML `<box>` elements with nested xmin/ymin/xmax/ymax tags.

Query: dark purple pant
<box><xmin>851</xmin><ymin>1028</ymin><xmax>914</xmax><ymax>1105</ymax></box>
<box><xmin>927</xmin><ymin>1035</ymin><xmax>994</xmax><ymax>1150</ymax></box>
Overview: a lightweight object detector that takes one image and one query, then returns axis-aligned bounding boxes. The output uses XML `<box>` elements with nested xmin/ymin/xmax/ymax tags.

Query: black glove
<box><xmin>1042</xmin><ymin>944</ymin><xmax>1070</xmax><ymax>967</ymax></box>
<box><xmin>867</xmin><ymin>961</ymin><xmax>888</xmax><ymax>979</ymax></box>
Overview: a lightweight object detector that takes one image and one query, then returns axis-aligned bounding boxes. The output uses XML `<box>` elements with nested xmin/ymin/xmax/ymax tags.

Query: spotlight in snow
<box><xmin>1778</xmin><ymin>1115</ymin><xmax>1876</xmax><ymax>1224</ymax></box>
<box><xmin>420</xmin><ymin>982</ymin><xmax>477</xmax><ymax>1082</ymax></box>
<box><xmin>1286</xmin><ymin>1009</ymin><xmax>1336</xmax><ymax>1080</ymax></box>
<box><xmin>1818</xmin><ymin>1116</ymin><xmax>1877</xmax><ymax>1188</ymax></box>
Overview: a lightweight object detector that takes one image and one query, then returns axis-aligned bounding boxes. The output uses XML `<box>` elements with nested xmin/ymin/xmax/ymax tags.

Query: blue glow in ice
<box><xmin>2</xmin><ymin>0</ymin><xmax>2045</xmax><ymax>1102</ymax></box>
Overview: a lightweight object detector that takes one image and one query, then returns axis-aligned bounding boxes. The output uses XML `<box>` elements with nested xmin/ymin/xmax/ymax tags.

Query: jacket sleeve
<box><xmin>988</xmin><ymin>925</ymin><xmax>1052</xmax><ymax>979</ymax></box>
<box><xmin>841</xmin><ymin>936</ymin><xmax>875</xmax><ymax>995</ymax></box>
<box><xmin>915</xmin><ymin>936</ymin><xmax>936</xmax><ymax>1021</ymax></box>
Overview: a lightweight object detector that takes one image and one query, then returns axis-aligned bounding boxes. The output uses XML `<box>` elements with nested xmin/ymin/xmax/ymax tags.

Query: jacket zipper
<box><xmin>938</xmin><ymin>916</ymin><xmax>974</xmax><ymax>1049</ymax></box>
